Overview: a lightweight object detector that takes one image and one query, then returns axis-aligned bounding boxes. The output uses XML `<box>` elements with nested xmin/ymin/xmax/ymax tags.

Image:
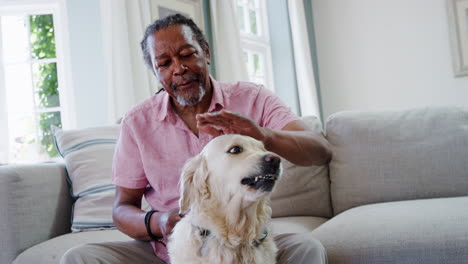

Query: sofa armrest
<box><xmin>0</xmin><ymin>163</ymin><xmax>73</xmax><ymax>264</ymax></box>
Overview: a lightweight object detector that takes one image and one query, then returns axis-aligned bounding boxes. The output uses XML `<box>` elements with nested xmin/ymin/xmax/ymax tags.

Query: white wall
<box><xmin>312</xmin><ymin>0</ymin><xmax>468</xmax><ymax>120</ymax></box>
<box><xmin>66</xmin><ymin>0</ymin><xmax>107</xmax><ymax>128</ymax></box>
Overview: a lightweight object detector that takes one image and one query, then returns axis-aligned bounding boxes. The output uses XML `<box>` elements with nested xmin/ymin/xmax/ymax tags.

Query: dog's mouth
<box><xmin>241</xmin><ymin>173</ymin><xmax>279</xmax><ymax>192</ymax></box>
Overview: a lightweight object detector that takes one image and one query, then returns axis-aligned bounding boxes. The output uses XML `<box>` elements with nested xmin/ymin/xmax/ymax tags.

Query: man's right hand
<box><xmin>113</xmin><ymin>186</ymin><xmax>185</xmax><ymax>242</ymax></box>
<box><xmin>152</xmin><ymin>208</ymin><xmax>185</xmax><ymax>241</ymax></box>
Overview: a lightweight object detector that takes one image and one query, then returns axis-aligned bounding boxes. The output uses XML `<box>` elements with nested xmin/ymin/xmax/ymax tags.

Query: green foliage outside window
<box><xmin>29</xmin><ymin>14</ymin><xmax>61</xmax><ymax>157</ymax></box>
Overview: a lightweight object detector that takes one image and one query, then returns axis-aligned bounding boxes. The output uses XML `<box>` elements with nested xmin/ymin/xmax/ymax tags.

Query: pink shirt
<box><xmin>112</xmin><ymin>77</ymin><xmax>299</xmax><ymax>262</ymax></box>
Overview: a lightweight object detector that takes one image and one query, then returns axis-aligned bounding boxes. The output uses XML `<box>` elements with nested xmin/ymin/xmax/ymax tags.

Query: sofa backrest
<box><xmin>271</xmin><ymin>116</ymin><xmax>333</xmax><ymax>218</ymax></box>
<box><xmin>0</xmin><ymin>163</ymin><xmax>73</xmax><ymax>264</ymax></box>
<box><xmin>326</xmin><ymin>106</ymin><xmax>468</xmax><ymax>215</ymax></box>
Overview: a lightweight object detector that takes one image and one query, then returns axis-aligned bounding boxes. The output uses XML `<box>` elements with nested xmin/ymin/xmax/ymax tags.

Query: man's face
<box><xmin>149</xmin><ymin>24</ymin><xmax>211</xmax><ymax>106</ymax></box>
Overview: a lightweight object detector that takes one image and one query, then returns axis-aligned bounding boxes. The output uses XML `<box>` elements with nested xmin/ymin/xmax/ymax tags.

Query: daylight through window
<box><xmin>1</xmin><ymin>13</ymin><xmax>62</xmax><ymax>163</ymax></box>
<box><xmin>235</xmin><ymin>0</ymin><xmax>274</xmax><ymax>90</ymax></box>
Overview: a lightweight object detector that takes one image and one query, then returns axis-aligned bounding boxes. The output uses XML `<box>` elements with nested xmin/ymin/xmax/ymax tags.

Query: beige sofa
<box><xmin>1</xmin><ymin>106</ymin><xmax>467</xmax><ymax>264</ymax></box>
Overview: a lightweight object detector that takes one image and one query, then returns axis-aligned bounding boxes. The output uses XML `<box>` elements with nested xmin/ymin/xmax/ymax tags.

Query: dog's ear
<box><xmin>179</xmin><ymin>154</ymin><xmax>209</xmax><ymax>214</ymax></box>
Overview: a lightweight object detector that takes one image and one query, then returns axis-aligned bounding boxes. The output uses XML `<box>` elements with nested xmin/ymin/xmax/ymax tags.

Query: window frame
<box><xmin>234</xmin><ymin>0</ymin><xmax>275</xmax><ymax>91</ymax></box>
<box><xmin>0</xmin><ymin>0</ymin><xmax>74</xmax><ymax>163</ymax></box>
<box><xmin>0</xmin><ymin>0</ymin><xmax>74</xmax><ymax>129</ymax></box>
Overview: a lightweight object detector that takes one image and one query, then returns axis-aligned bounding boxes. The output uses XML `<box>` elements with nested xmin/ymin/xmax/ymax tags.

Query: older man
<box><xmin>61</xmin><ymin>14</ymin><xmax>331</xmax><ymax>264</ymax></box>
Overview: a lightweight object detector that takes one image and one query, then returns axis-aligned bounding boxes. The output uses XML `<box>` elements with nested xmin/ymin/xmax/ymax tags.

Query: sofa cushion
<box><xmin>270</xmin><ymin>216</ymin><xmax>328</xmax><ymax>235</ymax></box>
<box><xmin>53</xmin><ymin>125</ymin><xmax>121</xmax><ymax>232</ymax></box>
<box><xmin>53</xmin><ymin>126</ymin><xmax>152</xmax><ymax>232</ymax></box>
<box><xmin>13</xmin><ymin>216</ymin><xmax>327</xmax><ymax>264</ymax></box>
<box><xmin>312</xmin><ymin>197</ymin><xmax>468</xmax><ymax>264</ymax></box>
<box><xmin>326</xmin><ymin>107</ymin><xmax>468</xmax><ymax>215</ymax></box>
<box><xmin>0</xmin><ymin>163</ymin><xmax>72</xmax><ymax>264</ymax></box>
<box><xmin>271</xmin><ymin>115</ymin><xmax>333</xmax><ymax>218</ymax></box>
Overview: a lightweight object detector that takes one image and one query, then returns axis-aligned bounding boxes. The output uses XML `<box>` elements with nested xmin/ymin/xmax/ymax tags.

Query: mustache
<box><xmin>170</xmin><ymin>75</ymin><xmax>200</xmax><ymax>90</ymax></box>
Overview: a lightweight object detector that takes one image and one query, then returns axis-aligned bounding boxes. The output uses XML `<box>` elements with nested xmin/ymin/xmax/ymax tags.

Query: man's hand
<box><xmin>113</xmin><ymin>186</ymin><xmax>186</xmax><ymax>242</ymax></box>
<box><xmin>153</xmin><ymin>208</ymin><xmax>185</xmax><ymax>241</ymax></box>
<box><xmin>196</xmin><ymin>110</ymin><xmax>270</xmax><ymax>142</ymax></box>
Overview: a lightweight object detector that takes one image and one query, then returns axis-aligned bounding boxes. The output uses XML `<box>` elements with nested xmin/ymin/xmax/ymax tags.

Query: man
<box><xmin>61</xmin><ymin>14</ymin><xmax>331</xmax><ymax>264</ymax></box>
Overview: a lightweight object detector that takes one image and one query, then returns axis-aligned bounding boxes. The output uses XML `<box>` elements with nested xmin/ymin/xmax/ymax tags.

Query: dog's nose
<box><xmin>264</xmin><ymin>154</ymin><xmax>281</xmax><ymax>168</ymax></box>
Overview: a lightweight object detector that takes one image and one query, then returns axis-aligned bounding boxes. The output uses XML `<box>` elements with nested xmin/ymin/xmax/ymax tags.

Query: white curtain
<box><xmin>209</xmin><ymin>0</ymin><xmax>248</xmax><ymax>82</ymax></box>
<box><xmin>100</xmin><ymin>0</ymin><xmax>159</xmax><ymax>124</ymax></box>
<box><xmin>288</xmin><ymin>0</ymin><xmax>321</xmax><ymax>119</ymax></box>
<box><xmin>0</xmin><ymin>25</ymin><xmax>9</xmax><ymax>164</ymax></box>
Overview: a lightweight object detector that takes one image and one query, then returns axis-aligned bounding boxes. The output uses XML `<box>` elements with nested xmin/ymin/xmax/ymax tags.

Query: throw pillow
<box><xmin>53</xmin><ymin>125</ymin><xmax>150</xmax><ymax>232</ymax></box>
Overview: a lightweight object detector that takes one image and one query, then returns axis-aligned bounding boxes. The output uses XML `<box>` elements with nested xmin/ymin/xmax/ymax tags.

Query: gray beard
<box><xmin>175</xmin><ymin>84</ymin><xmax>206</xmax><ymax>106</ymax></box>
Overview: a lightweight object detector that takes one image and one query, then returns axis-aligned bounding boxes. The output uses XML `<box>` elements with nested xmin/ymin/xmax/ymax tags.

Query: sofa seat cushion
<box><xmin>312</xmin><ymin>197</ymin><xmax>468</xmax><ymax>264</ymax></box>
<box><xmin>271</xmin><ymin>216</ymin><xmax>328</xmax><ymax>235</ymax></box>
<box><xmin>14</xmin><ymin>216</ymin><xmax>327</xmax><ymax>264</ymax></box>
<box><xmin>13</xmin><ymin>230</ymin><xmax>132</xmax><ymax>264</ymax></box>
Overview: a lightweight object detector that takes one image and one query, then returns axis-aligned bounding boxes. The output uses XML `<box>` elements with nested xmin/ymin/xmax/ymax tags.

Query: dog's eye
<box><xmin>227</xmin><ymin>146</ymin><xmax>243</xmax><ymax>154</ymax></box>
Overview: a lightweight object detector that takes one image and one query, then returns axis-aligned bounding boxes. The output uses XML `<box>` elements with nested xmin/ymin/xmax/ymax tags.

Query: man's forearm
<box><xmin>262</xmin><ymin>128</ymin><xmax>332</xmax><ymax>166</ymax></box>
<box><xmin>113</xmin><ymin>203</ymin><xmax>163</xmax><ymax>241</ymax></box>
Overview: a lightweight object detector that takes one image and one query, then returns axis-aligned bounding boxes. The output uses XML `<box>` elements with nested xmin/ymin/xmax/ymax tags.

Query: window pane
<box><xmin>253</xmin><ymin>53</ymin><xmax>260</xmax><ymax>74</ymax></box>
<box><xmin>1</xmin><ymin>16</ymin><xmax>30</xmax><ymax>63</ymax></box>
<box><xmin>4</xmin><ymin>64</ymin><xmax>34</xmax><ymax>114</ymax></box>
<box><xmin>4</xmin><ymin>64</ymin><xmax>45</xmax><ymax>163</ymax></box>
<box><xmin>38</xmin><ymin>111</ymin><xmax>61</xmax><ymax>157</ymax></box>
<box><xmin>249</xmin><ymin>10</ymin><xmax>257</xmax><ymax>35</ymax></box>
<box><xmin>8</xmin><ymin>113</ymin><xmax>39</xmax><ymax>162</ymax></box>
<box><xmin>29</xmin><ymin>14</ymin><xmax>56</xmax><ymax>59</ymax></box>
<box><xmin>237</xmin><ymin>6</ymin><xmax>245</xmax><ymax>32</ymax></box>
<box><xmin>242</xmin><ymin>49</ymin><xmax>266</xmax><ymax>85</ymax></box>
<box><xmin>33</xmin><ymin>62</ymin><xmax>60</xmax><ymax>108</ymax></box>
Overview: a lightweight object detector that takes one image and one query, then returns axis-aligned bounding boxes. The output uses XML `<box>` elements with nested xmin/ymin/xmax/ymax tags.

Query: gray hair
<box><xmin>140</xmin><ymin>14</ymin><xmax>209</xmax><ymax>71</ymax></box>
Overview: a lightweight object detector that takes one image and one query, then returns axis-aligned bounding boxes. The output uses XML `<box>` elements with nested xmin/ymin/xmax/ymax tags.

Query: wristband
<box><xmin>144</xmin><ymin>210</ymin><xmax>163</xmax><ymax>241</ymax></box>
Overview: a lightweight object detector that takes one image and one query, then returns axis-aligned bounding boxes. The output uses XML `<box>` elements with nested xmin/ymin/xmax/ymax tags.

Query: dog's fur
<box><xmin>167</xmin><ymin>134</ymin><xmax>282</xmax><ymax>264</ymax></box>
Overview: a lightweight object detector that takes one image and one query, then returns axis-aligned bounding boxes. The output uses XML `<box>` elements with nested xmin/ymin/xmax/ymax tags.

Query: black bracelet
<box><xmin>144</xmin><ymin>210</ymin><xmax>162</xmax><ymax>241</ymax></box>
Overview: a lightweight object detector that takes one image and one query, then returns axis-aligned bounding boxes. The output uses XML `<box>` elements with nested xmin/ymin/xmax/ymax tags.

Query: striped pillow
<box><xmin>53</xmin><ymin>125</ymin><xmax>141</xmax><ymax>232</ymax></box>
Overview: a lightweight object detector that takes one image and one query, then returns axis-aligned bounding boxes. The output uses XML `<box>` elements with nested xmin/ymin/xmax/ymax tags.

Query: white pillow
<box><xmin>53</xmin><ymin>125</ymin><xmax>150</xmax><ymax>232</ymax></box>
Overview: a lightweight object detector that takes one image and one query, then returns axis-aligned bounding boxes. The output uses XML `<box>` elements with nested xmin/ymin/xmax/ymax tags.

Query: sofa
<box><xmin>1</xmin><ymin>106</ymin><xmax>467</xmax><ymax>264</ymax></box>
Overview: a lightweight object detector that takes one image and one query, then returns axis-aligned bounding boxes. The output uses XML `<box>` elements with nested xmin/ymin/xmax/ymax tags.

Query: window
<box><xmin>0</xmin><ymin>4</ymin><xmax>69</xmax><ymax>164</ymax></box>
<box><xmin>234</xmin><ymin>0</ymin><xmax>274</xmax><ymax>90</ymax></box>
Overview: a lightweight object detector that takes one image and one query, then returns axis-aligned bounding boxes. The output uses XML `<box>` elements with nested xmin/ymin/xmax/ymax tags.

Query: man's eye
<box><xmin>227</xmin><ymin>146</ymin><xmax>243</xmax><ymax>154</ymax></box>
<box><xmin>181</xmin><ymin>52</ymin><xmax>194</xmax><ymax>58</ymax></box>
<box><xmin>158</xmin><ymin>61</ymin><xmax>169</xmax><ymax>67</ymax></box>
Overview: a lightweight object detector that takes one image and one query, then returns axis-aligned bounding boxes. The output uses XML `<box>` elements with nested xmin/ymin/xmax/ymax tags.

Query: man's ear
<box><xmin>179</xmin><ymin>154</ymin><xmax>209</xmax><ymax>214</ymax></box>
<box><xmin>203</xmin><ymin>41</ymin><xmax>211</xmax><ymax>65</ymax></box>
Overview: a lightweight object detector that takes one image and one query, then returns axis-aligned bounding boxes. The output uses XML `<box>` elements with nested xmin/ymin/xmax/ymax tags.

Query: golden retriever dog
<box><xmin>167</xmin><ymin>134</ymin><xmax>282</xmax><ymax>264</ymax></box>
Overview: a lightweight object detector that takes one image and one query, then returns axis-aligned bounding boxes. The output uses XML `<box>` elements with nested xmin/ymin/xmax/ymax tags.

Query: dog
<box><xmin>167</xmin><ymin>134</ymin><xmax>282</xmax><ymax>264</ymax></box>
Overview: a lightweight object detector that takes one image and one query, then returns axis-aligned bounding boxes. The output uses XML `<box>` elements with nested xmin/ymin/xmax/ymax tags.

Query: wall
<box><xmin>66</xmin><ymin>0</ymin><xmax>107</xmax><ymax>128</ymax></box>
<box><xmin>312</xmin><ymin>0</ymin><xmax>468</xmax><ymax>120</ymax></box>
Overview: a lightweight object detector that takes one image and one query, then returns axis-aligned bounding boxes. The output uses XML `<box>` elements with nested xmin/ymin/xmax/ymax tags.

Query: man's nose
<box><xmin>173</xmin><ymin>59</ymin><xmax>187</xmax><ymax>75</ymax></box>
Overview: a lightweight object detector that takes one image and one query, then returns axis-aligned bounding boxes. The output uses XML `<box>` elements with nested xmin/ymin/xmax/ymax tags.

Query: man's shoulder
<box><xmin>219</xmin><ymin>80</ymin><xmax>263</xmax><ymax>98</ymax></box>
<box><xmin>125</xmin><ymin>97</ymin><xmax>153</xmax><ymax>119</ymax></box>
<box><xmin>122</xmin><ymin>94</ymin><xmax>163</xmax><ymax>124</ymax></box>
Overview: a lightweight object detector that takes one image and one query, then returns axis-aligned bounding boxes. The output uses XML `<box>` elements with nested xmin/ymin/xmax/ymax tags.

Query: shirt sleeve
<box><xmin>256</xmin><ymin>85</ymin><xmax>300</xmax><ymax>130</ymax></box>
<box><xmin>112</xmin><ymin>117</ymin><xmax>149</xmax><ymax>189</ymax></box>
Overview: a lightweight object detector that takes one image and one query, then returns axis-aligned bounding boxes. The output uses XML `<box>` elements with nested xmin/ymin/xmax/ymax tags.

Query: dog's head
<box><xmin>179</xmin><ymin>134</ymin><xmax>282</xmax><ymax>213</ymax></box>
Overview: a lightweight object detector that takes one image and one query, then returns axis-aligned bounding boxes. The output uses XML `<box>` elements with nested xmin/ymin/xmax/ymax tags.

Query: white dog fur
<box><xmin>168</xmin><ymin>134</ymin><xmax>282</xmax><ymax>264</ymax></box>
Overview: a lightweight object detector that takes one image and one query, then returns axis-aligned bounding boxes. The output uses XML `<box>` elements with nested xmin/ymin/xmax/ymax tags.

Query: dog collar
<box><xmin>197</xmin><ymin>227</ymin><xmax>268</xmax><ymax>247</ymax></box>
<box><xmin>252</xmin><ymin>228</ymin><xmax>269</xmax><ymax>247</ymax></box>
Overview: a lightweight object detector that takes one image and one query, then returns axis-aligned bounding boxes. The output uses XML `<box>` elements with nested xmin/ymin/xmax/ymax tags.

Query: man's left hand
<box><xmin>196</xmin><ymin>110</ymin><xmax>269</xmax><ymax>142</ymax></box>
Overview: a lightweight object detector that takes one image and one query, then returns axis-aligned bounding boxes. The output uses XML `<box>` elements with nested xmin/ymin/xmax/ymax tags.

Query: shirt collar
<box><xmin>153</xmin><ymin>75</ymin><xmax>225</xmax><ymax>122</ymax></box>
<box><xmin>207</xmin><ymin>75</ymin><xmax>225</xmax><ymax>113</ymax></box>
